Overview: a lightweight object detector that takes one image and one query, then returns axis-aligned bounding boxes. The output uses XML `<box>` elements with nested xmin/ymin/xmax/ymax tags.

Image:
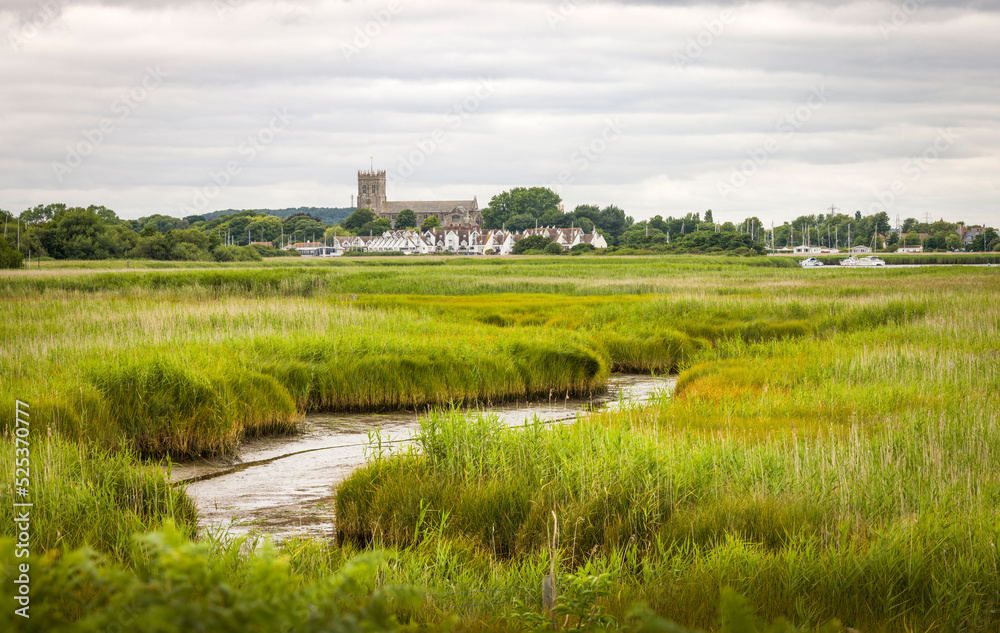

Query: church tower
<box><xmin>357</xmin><ymin>169</ymin><xmax>386</xmax><ymax>215</ymax></box>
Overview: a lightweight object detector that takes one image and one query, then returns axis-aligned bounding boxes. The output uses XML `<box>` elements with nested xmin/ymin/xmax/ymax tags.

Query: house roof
<box><xmin>383</xmin><ymin>200</ymin><xmax>478</xmax><ymax>214</ymax></box>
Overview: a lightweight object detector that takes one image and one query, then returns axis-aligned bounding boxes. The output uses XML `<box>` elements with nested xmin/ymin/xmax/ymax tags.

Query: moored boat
<box><xmin>800</xmin><ymin>257</ymin><xmax>824</xmax><ymax>268</ymax></box>
<box><xmin>840</xmin><ymin>255</ymin><xmax>885</xmax><ymax>267</ymax></box>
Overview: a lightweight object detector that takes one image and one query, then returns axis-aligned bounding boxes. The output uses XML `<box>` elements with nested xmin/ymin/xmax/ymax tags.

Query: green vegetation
<box><xmin>0</xmin><ymin>236</ymin><xmax>23</xmax><ymax>269</ymax></box>
<box><xmin>204</xmin><ymin>205</ymin><xmax>355</xmax><ymax>226</ymax></box>
<box><xmin>1</xmin><ymin>257</ymin><xmax>998</xmax><ymax>631</ymax></box>
<box><xmin>513</xmin><ymin>234</ymin><xmax>556</xmax><ymax>254</ymax></box>
<box><xmin>396</xmin><ymin>208</ymin><xmax>418</xmax><ymax>229</ymax></box>
<box><xmin>6</xmin><ymin>200</ymin><xmax>995</xmax><ymax>261</ymax></box>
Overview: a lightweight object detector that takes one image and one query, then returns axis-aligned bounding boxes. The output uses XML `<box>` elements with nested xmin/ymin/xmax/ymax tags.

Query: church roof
<box><xmin>383</xmin><ymin>200</ymin><xmax>478</xmax><ymax>214</ymax></box>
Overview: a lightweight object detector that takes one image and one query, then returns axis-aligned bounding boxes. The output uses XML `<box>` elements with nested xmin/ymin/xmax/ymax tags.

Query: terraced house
<box><xmin>293</xmin><ymin>226</ymin><xmax>607</xmax><ymax>256</ymax></box>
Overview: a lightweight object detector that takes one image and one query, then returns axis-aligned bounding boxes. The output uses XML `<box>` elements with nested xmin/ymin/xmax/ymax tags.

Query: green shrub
<box><xmin>513</xmin><ymin>235</ymin><xmax>553</xmax><ymax>254</ymax></box>
<box><xmin>0</xmin><ymin>524</ymin><xmax>413</xmax><ymax>633</ymax></box>
<box><xmin>213</xmin><ymin>245</ymin><xmax>263</xmax><ymax>262</ymax></box>
<box><xmin>0</xmin><ymin>239</ymin><xmax>23</xmax><ymax>268</ymax></box>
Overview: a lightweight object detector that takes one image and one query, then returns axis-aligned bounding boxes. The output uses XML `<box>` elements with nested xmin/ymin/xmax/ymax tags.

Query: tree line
<box><xmin>3</xmin><ymin>196</ymin><xmax>995</xmax><ymax>268</ymax></box>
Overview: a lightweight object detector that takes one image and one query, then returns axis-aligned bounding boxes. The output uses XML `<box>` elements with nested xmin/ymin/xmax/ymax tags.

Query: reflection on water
<box><xmin>171</xmin><ymin>374</ymin><xmax>674</xmax><ymax>541</ymax></box>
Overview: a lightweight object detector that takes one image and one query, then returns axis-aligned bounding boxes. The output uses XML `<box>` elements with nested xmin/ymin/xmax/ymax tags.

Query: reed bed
<box><xmin>333</xmin><ymin>269</ymin><xmax>1000</xmax><ymax>631</ymax></box>
<box><xmin>0</xmin><ymin>298</ymin><xmax>609</xmax><ymax>455</ymax></box>
<box><xmin>0</xmin><ymin>436</ymin><xmax>196</xmax><ymax>562</ymax></box>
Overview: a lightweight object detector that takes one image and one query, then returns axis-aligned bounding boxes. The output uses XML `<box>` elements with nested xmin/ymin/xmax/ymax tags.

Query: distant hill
<box><xmin>204</xmin><ymin>207</ymin><xmax>356</xmax><ymax>225</ymax></box>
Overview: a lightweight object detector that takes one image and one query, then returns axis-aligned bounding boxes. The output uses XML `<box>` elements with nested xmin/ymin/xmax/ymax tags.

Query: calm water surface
<box><xmin>170</xmin><ymin>374</ymin><xmax>674</xmax><ymax>541</ymax></box>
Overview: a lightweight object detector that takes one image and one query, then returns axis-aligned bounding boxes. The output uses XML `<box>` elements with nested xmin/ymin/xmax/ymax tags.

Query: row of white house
<box><xmin>287</xmin><ymin>226</ymin><xmax>608</xmax><ymax>257</ymax></box>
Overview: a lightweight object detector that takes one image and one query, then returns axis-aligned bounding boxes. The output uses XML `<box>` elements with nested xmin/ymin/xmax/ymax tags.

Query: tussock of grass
<box><xmin>0</xmin><ymin>437</ymin><xmax>196</xmax><ymax>562</ymax></box>
<box><xmin>334</xmin><ymin>279</ymin><xmax>999</xmax><ymax>631</ymax></box>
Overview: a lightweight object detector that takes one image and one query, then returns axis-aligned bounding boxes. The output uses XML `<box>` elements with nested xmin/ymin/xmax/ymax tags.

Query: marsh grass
<box><xmin>0</xmin><ymin>436</ymin><xmax>196</xmax><ymax>562</ymax></box>
<box><xmin>333</xmin><ymin>272</ymin><xmax>1000</xmax><ymax>631</ymax></box>
<box><xmin>2</xmin><ymin>257</ymin><xmax>999</xmax><ymax>631</ymax></box>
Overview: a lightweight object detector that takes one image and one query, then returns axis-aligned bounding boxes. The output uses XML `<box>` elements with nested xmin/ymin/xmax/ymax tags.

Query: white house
<box><xmin>345</xmin><ymin>225</ymin><xmax>608</xmax><ymax>255</ymax></box>
<box><xmin>520</xmin><ymin>227</ymin><xmax>608</xmax><ymax>250</ymax></box>
<box><xmin>290</xmin><ymin>241</ymin><xmax>342</xmax><ymax>257</ymax></box>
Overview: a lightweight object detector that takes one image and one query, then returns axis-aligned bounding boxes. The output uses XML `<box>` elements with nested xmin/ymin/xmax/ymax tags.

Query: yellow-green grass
<box><xmin>0</xmin><ymin>294</ymin><xmax>613</xmax><ymax>456</ymax></box>
<box><xmin>0</xmin><ymin>436</ymin><xmax>196</xmax><ymax>562</ymax></box>
<box><xmin>0</xmin><ymin>272</ymin><xmax>925</xmax><ymax>457</ymax></box>
<box><xmin>334</xmin><ymin>269</ymin><xmax>1000</xmax><ymax>631</ymax></box>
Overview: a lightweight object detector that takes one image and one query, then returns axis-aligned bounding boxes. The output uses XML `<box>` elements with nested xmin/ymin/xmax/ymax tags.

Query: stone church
<box><xmin>357</xmin><ymin>169</ymin><xmax>482</xmax><ymax>228</ymax></box>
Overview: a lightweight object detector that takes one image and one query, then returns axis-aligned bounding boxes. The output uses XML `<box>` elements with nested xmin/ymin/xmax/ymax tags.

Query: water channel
<box><xmin>170</xmin><ymin>373</ymin><xmax>674</xmax><ymax>541</ymax></box>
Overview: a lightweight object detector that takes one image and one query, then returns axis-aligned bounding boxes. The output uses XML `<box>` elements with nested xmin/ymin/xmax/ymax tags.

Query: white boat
<box><xmin>800</xmin><ymin>257</ymin><xmax>824</xmax><ymax>268</ymax></box>
<box><xmin>840</xmin><ymin>256</ymin><xmax>885</xmax><ymax>267</ymax></box>
<box><xmin>858</xmin><ymin>256</ymin><xmax>886</xmax><ymax>267</ymax></box>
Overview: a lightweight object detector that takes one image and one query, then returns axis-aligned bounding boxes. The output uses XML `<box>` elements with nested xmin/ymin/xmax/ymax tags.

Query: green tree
<box><xmin>482</xmin><ymin>187</ymin><xmax>562</xmax><ymax>230</ymax></box>
<box><xmin>37</xmin><ymin>206</ymin><xmax>136</xmax><ymax>260</ymax></box>
<box><xmin>571</xmin><ymin>204</ymin><xmax>602</xmax><ymax>224</ymax></box>
<box><xmin>512</xmin><ymin>234</ymin><xmax>552</xmax><ymax>254</ymax></box>
<box><xmin>358</xmin><ymin>218</ymin><xmax>391</xmax><ymax>236</ymax></box>
<box><xmin>138</xmin><ymin>214</ymin><xmax>184</xmax><ymax>233</ymax></box>
<box><xmin>620</xmin><ymin>223</ymin><xmax>667</xmax><ymax>248</ymax></box>
<box><xmin>283</xmin><ymin>213</ymin><xmax>329</xmax><ymax>243</ymax></box>
<box><xmin>341</xmin><ymin>209</ymin><xmax>377</xmax><ymax>234</ymax></box>
<box><xmin>506</xmin><ymin>213</ymin><xmax>536</xmax><ymax>233</ymax></box>
<box><xmin>597</xmin><ymin>205</ymin><xmax>633</xmax><ymax>244</ymax></box>
<box><xmin>972</xmin><ymin>228</ymin><xmax>1000</xmax><ymax>252</ymax></box>
<box><xmin>704</xmin><ymin>209</ymin><xmax>714</xmax><ymax>224</ymax></box>
<box><xmin>395</xmin><ymin>209</ymin><xmax>417</xmax><ymax>230</ymax></box>
<box><xmin>420</xmin><ymin>216</ymin><xmax>441</xmax><ymax>231</ymax></box>
<box><xmin>246</xmin><ymin>215</ymin><xmax>282</xmax><ymax>243</ymax></box>
<box><xmin>21</xmin><ymin>203</ymin><xmax>65</xmax><ymax>225</ymax></box>
<box><xmin>544</xmin><ymin>241</ymin><xmax>564</xmax><ymax>254</ymax></box>
<box><xmin>0</xmin><ymin>237</ymin><xmax>23</xmax><ymax>268</ymax></box>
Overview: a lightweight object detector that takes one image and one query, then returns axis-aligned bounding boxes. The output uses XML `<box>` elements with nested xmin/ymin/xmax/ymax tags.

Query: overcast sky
<box><xmin>1</xmin><ymin>0</ymin><xmax>997</xmax><ymax>225</ymax></box>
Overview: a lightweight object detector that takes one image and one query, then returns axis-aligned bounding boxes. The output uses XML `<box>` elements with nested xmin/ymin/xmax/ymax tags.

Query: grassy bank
<box><xmin>0</xmin><ymin>295</ymin><xmax>614</xmax><ymax>456</ymax></box>
<box><xmin>1</xmin><ymin>273</ymin><xmax>929</xmax><ymax>456</ymax></box>
<box><xmin>333</xmin><ymin>266</ymin><xmax>1000</xmax><ymax>631</ymax></box>
<box><xmin>808</xmin><ymin>252</ymin><xmax>1000</xmax><ymax>266</ymax></box>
